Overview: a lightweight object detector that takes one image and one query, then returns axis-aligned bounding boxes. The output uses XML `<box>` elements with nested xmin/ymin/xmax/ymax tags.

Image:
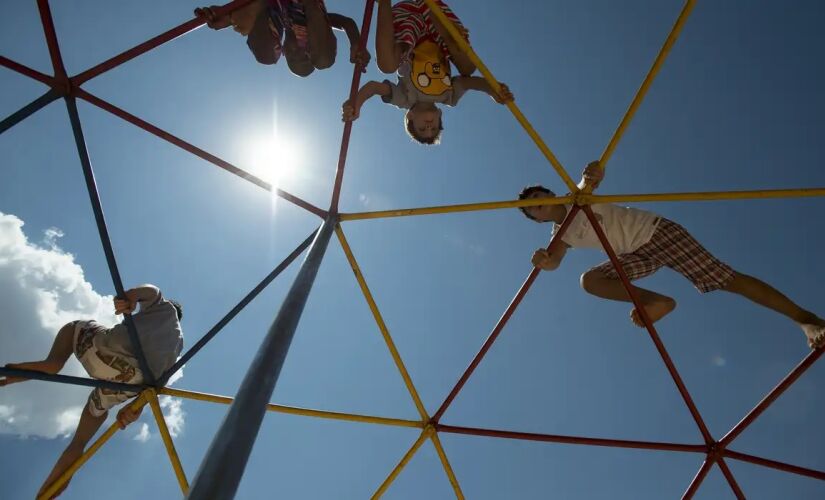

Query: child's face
<box><xmin>524</xmin><ymin>191</ymin><xmax>557</xmax><ymax>222</ymax></box>
<box><xmin>406</xmin><ymin>107</ymin><xmax>442</xmax><ymax>142</ymax></box>
<box><xmin>231</xmin><ymin>1</ymin><xmax>264</xmax><ymax>35</ymax></box>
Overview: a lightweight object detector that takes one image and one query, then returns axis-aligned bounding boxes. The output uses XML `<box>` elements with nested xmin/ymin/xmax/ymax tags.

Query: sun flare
<box><xmin>244</xmin><ymin>134</ymin><xmax>303</xmax><ymax>187</ymax></box>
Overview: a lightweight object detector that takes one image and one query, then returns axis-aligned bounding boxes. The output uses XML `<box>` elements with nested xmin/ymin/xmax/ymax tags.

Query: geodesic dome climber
<box><xmin>2</xmin><ymin>0</ymin><xmax>825</xmax><ymax>498</ymax></box>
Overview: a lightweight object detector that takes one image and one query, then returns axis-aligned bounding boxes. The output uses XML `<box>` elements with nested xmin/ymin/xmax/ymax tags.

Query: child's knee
<box><xmin>311</xmin><ymin>49</ymin><xmax>336</xmax><ymax>70</ymax></box>
<box><xmin>580</xmin><ymin>270</ymin><xmax>606</xmax><ymax>294</ymax></box>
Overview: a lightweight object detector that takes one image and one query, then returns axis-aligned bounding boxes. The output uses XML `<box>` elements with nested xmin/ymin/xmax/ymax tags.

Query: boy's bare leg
<box><xmin>38</xmin><ymin>402</ymin><xmax>107</xmax><ymax>499</ymax></box>
<box><xmin>376</xmin><ymin>0</ymin><xmax>404</xmax><ymax>73</ymax></box>
<box><xmin>723</xmin><ymin>271</ymin><xmax>825</xmax><ymax>326</ymax></box>
<box><xmin>301</xmin><ymin>0</ymin><xmax>336</xmax><ymax>69</ymax></box>
<box><xmin>2</xmin><ymin>322</ymin><xmax>75</xmax><ymax>385</ymax></box>
<box><xmin>580</xmin><ymin>270</ymin><xmax>676</xmax><ymax>327</ymax></box>
<box><xmin>429</xmin><ymin>10</ymin><xmax>475</xmax><ymax>76</ymax></box>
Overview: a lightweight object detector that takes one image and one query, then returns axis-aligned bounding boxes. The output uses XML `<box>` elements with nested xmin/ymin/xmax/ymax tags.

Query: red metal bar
<box><xmin>436</xmin><ymin>424</ymin><xmax>707</xmax><ymax>454</ymax></box>
<box><xmin>716</xmin><ymin>458</ymin><xmax>746</xmax><ymax>499</ymax></box>
<box><xmin>0</xmin><ymin>56</ymin><xmax>54</xmax><ymax>87</ymax></box>
<box><xmin>71</xmin><ymin>0</ymin><xmax>255</xmax><ymax>86</ymax></box>
<box><xmin>36</xmin><ymin>0</ymin><xmax>67</xmax><ymax>79</ymax></box>
<box><xmin>724</xmin><ymin>449</ymin><xmax>825</xmax><ymax>481</ymax></box>
<box><xmin>74</xmin><ymin>88</ymin><xmax>326</xmax><ymax>218</ymax></box>
<box><xmin>720</xmin><ymin>347</ymin><xmax>823</xmax><ymax>447</ymax></box>
<box><xmin>581</xmin><ymin>206</ymin><xmax>714</xmax><ymax>445</ymax></box>
<box><xmin>328</xmin><ymin>0</ymin><xmax>376</xmax><ymax>212</ymax></box>
<box><xmin>432</xmin><ymin>206</ymin><xmax>581</xmax><ymax>422</ymax></box>
<box><xmin>682</xmin><ymin>458</ymin><xmax>714</xmax><ymax>500</ymax></box>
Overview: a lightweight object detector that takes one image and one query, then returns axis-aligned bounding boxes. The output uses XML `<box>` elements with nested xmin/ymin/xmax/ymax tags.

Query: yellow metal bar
<box><xmin>371</xmin><ymin>427</ymin><xmax>434</xmax><ymax>499</ymax></box>
<box><xmin>421</xmin><ymin>0</ymin><xmax>578</xmax><ymax>192</ymax></box>
<box><xmin>38</xmin><ymin>392</ymin><xmax>150</xmax><ymax>500</ymax></box>
<box><xmin>583</xmin><ymin>187</ymin><xmax>825</xmax><ymax>204</ymax></box>
<box><xmin>340</xmin><ymin>186</ymin><xmax>825</xmax><ymax>223</ymax></box>
<box><xmin>160</xmin><ymin>387</ymin><xmax>423</xmax><ymax>429</ymax></box>
<box><xmin>147</xmin><ymin>389</ymin><xmax>189</xmax><ymax>495</ymax></box>
<box><xmin>335</xmin><ymin>225</ymin><xmax>430</xmax><ymax>421</ymax></box>
<box><xmin>430</xmin><ymin>432</ymin><xmax>465</xmax><ymax>499</ymax></box>
<box><xmin>599</xmin><ymin>0</ymin><xmax>696</xmax><ymax>169</ymax></box>
<box><xmin>340</xmin><ymin>195</ymin><xmax>575</xmax><ymax>221</ymax></box>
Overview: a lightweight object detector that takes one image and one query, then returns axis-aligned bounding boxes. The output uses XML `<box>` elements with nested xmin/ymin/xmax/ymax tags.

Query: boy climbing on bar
<box><xmin>196</xmin><ymin>0</ymin><xmax>370</xmax><ymax>76</ymax></box>
<box><xmin>1</xmin><ymin>284</ymin><xmax>184</xmax><ymax>498</ymax></box>
<box><xmin>341</xmin><ymin>0</ymin><xmax>513</xmax><ymax>145</ymax></box>
<box><xmin>518</xmin><ymin>161</ymin><xmax>825</xmax><ymax>349</ymax></box>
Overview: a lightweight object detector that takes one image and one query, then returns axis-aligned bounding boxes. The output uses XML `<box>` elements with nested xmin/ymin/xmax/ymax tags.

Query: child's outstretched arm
<box><xmin>454</xmin><ymin>76</ymin><xmax>513</xmax><ymax>104</ymax></box>
<box><xmin>531</xmin><ymin>242</ymin><xmax>569</xmax><ymax>271</ymax></box>
<box><xmin>328</xmin><ymin>13</ymin><xmax>371</xmax><ymax>71</ymax></box>
<box><xmin>342</xmin><ymin>81</ymin><xmax>392</xmax><ymax>121</ymax></box>
<box><xmin>376</xmin><ymin>0</ymin><xmax>404</xmax><ymax>73</ymax></box>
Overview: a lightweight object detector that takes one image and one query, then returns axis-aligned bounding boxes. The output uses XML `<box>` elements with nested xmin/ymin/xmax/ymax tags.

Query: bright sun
<box><xmin>244</xmin><ymin>134</ymin><xmax>302</xmax><ymax>187</ymax></box>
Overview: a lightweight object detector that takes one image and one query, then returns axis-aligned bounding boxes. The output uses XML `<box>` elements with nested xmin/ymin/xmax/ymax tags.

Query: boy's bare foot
<box><xmin>801</xmin><ymin>324</ymin><xmax>825</xmax><ymax>350</ymax></box>
<box><xmin>630</xmin><ymin>298</ymin><xmax>676</xmax><ymax>328</ymax></box>
<box><xmin>2</xmin><ymin>361</ymin><xmax>62</xmax><ymax>386</ymax></box>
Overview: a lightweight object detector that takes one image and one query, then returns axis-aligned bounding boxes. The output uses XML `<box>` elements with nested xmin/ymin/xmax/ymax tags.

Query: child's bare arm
<box><xmin>577</xmin><ymin>160</ymin><xmax>605</xmax><ymax>191</ymax></box>
<box><xmin>327</xmin><ymin>13</ymin><xmax>371</xmax><ymax>70</ymax></box>
<box><xmin>531</xmin><ymin>242</ymin><xmax>569</xmax><ymax>271</ymax></box>
<box><xmin>114</xmin><ymin>284</ymin><xmax>161</xmax><ymax>315</ymax></box>
<box><xmin>454</xmin><ymin>76</ymin><xmax>513</xmax><ymax>104</ymax></box>
<box><xmin>342</xmin><ymin>81</ymin><xmax>392</xmax><ymax>121</ymax></box>
<box><xmin>376</xmin><ymin>0</ymin><xmax>404</xmax><ymax>73</ymax></box>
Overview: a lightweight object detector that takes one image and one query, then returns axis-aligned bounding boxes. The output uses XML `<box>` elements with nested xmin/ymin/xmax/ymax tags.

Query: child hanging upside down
<box><xmin>341</xmin><ymin>0</ymin><xmax>513</xmax><ymax>145</ymax></box>
<box><xmin>518</xmin><ymin>161</ymin><xmax>825</xmax><ymax>349</ymax></box>
<box><xmin>196</xmin><ymin>0</ymin><xmax>370</xmax><ymax>76</ymax></box>
<box><xmin>1</xmin><ymin>285</ymin><xmax>183</xmax><ymax>499</ymax></box>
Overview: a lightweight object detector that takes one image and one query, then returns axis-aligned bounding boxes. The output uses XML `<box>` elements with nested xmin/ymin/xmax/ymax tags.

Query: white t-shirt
<box><xmin>552</xmin><ymin>204</ymin><xmax>660</xmax><ymax>255</ymax></box>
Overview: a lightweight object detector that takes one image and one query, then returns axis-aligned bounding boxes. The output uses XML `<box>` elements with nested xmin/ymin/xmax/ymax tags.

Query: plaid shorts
<box><xmin>73</xmin><ymin>321</ymin><xmax>142</xmax><ymax>417</ymax></box>
<box><xmin>392</xmin><ymin>0</ymin><xmax>469</xmax><ymax>59</ymax></box>
<box><xmin>589</xmin><ymin>219</ymin><xmax>736</xmax><ymax>293</ymax></box>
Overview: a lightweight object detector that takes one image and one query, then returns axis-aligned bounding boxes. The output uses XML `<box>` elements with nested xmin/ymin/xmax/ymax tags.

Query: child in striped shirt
<box><xmin>342</xmin><ymin>0</ymin><xmax>512</xmax><ymax>145</ymax></box>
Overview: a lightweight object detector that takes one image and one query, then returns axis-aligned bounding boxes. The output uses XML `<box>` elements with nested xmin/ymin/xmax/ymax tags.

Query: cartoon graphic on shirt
<box><xmin>410</xmin><ymin>39</ymin><xmax>452</xmax><ymax>96</ymax></box>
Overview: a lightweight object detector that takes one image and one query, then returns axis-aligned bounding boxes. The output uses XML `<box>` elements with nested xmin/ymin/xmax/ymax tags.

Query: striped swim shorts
<box><xmin>589</xmin><ymin>219</ymin><xmax>736</xmax><ymax>293</ymax></box>
<box><xmin>392</xmin><ymin>0</ymin><xmax>469</xmax><ymax>59</ymax></box>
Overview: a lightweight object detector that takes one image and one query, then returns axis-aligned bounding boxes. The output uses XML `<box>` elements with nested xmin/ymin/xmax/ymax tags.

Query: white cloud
<box><xmin>160</xmin><ymin>396</ymin><xmax>185</xmax><ymax>438</ymax></box>
<box><xmin>0</xmin><ymin>212</ymin><xmax>184</xmax><ymax>439</ymax></box>
<box><xmin>133</xmin><ymin>423</ymin><xmax>150</xmax><ymax>443</ymax></box>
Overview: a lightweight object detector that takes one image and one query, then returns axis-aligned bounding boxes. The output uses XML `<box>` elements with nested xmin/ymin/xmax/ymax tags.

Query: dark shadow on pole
<box><xmin>186</xmin><ymin>216</ymin><xmax>336</xmax><ymax>500</ymax></box>
<box><xmin>64</xmin><ymin>97</ymin><xmax>155</xmax><ymax>385</ymax></box>
<box><xmin>0</xmin><ymin>366</ymin><xmax>144</xmax><ymax>393</ymax></box>
<box><xmin>0</xmin><ymin>89</ymin><xmax>61</xmax><ymax>135</ymax></box>
<box><xmin>158</xmin><ymin>227</ymin><xmax>319</xmax><ymax>386</ymax></box>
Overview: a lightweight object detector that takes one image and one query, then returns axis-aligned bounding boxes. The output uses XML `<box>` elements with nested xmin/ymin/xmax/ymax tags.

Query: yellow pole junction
<box><xmin>420</xmin><ymin>0</ymin><xmax>578</xmax><ymax>193</ymax></box>
<box><xmin>599</xmin><ymin>0</ymin><xmax>697</xmax><ymax>169</ymax></box>
<box><xmin>147</xmin><ymin>389</ymin><xmax>189</xmax><ymax>495</ymax></box>
<box><xmin>38</xmin><ymin>392</ymin><xmax>151</xmax><ymax>500</ymax></box>
<box><xmin>371</xmin><ymin>426</ymin><xmax>435</xmax><ymax>499</ymax></box>
<box><xmin>335</xmin><ymin>224</ymin><xmax>430</xmax><ymax>422</ymax></box>
<box><xmin>160</xmin><ymin>387</ymin><xmax>423</xmax><ymax>429</ymax></box>
<box><xmin>430</xmin><ymin>432</ymin><xmax>465</xmax><ymax>499</ymax></box>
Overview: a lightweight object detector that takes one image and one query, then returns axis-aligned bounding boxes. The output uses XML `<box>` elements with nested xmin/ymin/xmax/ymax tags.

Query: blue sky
<box><xmin>1</xmin><ymin>0</ymin><xmax>825</xmax><ymax>498</ymax></box>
